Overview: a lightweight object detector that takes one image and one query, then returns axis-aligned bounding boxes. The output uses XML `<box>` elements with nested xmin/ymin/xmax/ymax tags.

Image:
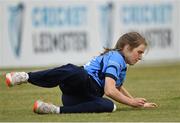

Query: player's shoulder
<box><xmin>105</xmin><ymin>50</ymin><xmax>125</xmax><ymax>66</ymax></box>
<box><xmin>108</xmin><ymin>50</ymin><xmax>124</xmax><ymax>60</ymax></box>
<box><xmin>102</xmin><ymin>51</ymin><xmax>126</xmax><ymax>73</ymax></box>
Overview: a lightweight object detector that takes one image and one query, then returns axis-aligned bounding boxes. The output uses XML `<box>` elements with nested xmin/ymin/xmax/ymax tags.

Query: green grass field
<box><xmin>1</xmin><ymin>63</ymin><xmax>180</xmax><ymax>122</ymax></box>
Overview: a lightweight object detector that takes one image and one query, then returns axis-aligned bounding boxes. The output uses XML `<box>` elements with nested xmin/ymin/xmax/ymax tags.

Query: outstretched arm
<box><xmin>104</xmin><ymin>77</ymin><xmax>146</xmax><ymax>107</ymax></box>
<box><xmin>104</xmin><ymin>77</ymin><xmax>158</xmax><ymax>108</ymax></box>
<box><xmin>118</xmin><ymin>85</ymin><xmax>158</xmax><ymax>108</ymax></box>
<box><xmin>117</xmin><ymin>85</ymin><xmax>133</xmax><ymax>98</ymax></box>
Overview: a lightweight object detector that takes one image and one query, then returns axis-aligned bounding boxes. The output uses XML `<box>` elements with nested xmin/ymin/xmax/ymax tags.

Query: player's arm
<box><xmin>117</xmin><ymin>85</ymin><xmax>133</xmax><ymax>99</ymax></box>
<box><xmin>104</xmin><ymin>77</ymin><xmax>146</xmax><ymax>107</ymax></box>
<box><xmin>117</xmin><ymin>85</ymin><xmax>158</xmax><ymax>108</ymax></box>
<box><xmin>104</xmin><ymin>77</ymin><xmax>158</xmax><ymax>108</ymax></box>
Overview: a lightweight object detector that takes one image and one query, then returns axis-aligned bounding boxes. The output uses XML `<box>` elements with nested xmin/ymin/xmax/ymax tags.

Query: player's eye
<box><xmin>138</xmin><ymin>51</ymin><xmax>144</xmax><ymax>54</ymax></box>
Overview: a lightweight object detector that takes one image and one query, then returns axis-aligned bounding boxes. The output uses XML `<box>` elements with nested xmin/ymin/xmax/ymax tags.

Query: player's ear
<box><xmin>124</xmin><ymin>44</ymin><xmax>131</xmax><ymax>51</ymax></box>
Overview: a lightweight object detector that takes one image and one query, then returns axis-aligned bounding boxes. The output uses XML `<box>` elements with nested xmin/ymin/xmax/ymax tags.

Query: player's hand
<box><xmin>143</xmin><ymin>102</ymin><xmax>158</xmax><ymax>108</ymax></box>
<box><xmin>131</xmin><ymin>98</ymin><xmax>147</xmax><ymax>107</ymax></box>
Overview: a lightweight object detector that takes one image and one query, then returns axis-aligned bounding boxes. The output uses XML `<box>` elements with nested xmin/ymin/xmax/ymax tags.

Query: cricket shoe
<box><xmin>5</xmin><ymin>72</ymin><xmax>29</xmax><ymax>87</ymax></box>
<box><xmin>33</xmin><ymin>100</ymin><xmax>59</xmax><ymax>114</ymax></box>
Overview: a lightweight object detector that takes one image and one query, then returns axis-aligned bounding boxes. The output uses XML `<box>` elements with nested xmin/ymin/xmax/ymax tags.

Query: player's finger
<box><xmin>137</xmin><ymin>98</ymin><xmax>147</xmax><ymax>102</ymax></box>
<box><xmin>151</xmin><ymin>103</ymin><xmax>158</xmax><ymax>107</ymax></box>
<box><xmin>146</xmin><ymin>103</ymin><xmax>158</xmax><ymax>108</ymax></box>
<box><xmin>138</xmin><ymin>100</ymin><xmax>146</xmax><ymax>106</ymax></box>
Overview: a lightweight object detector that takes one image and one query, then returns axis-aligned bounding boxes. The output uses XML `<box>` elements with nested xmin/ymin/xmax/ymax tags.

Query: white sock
<box><xmin>112</xmin><ymin>104</ymin><xmax>117</xmax><ymax>112</ymax></box>
<box><xmin>24</xmin><ymin>72</ymin><xmax>29</xmax><ymax>80</ymax></box>
<box><xmin>56</xmin><ymin>107</ymin><xmax>60</xmax><ymax>114</ymax></box>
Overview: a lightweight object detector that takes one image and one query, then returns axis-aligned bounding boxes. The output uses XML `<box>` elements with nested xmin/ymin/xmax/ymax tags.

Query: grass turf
<box><xmin>0</xmin><ymin>63</ymin><xmax>180</xmax><ymax>122</ymax></box>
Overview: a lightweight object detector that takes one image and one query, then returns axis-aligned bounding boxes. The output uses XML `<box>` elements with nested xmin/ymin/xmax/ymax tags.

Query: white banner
<box><xmin>0</xmin><ymin>1</ymin><xmax>3</xmax><ymax>67</ymax></box>
<box><xmin>1</xmin><ymin>0</ymin><xmax>105</xmax><ymax>67</ymax></box>
<box><xmin>0</xmin><ymin>0</ymin><xmax>180</xmax><ymax>68</ymax></box>
<box><xmin>177</xmin><ymin>0</ymin><xmax>180</xmax><ymax>59</ymax></box>
<box><xmin>113</xmin><ymin>0</ymin><xmax>179</xmax><ymax>60</ymax></box>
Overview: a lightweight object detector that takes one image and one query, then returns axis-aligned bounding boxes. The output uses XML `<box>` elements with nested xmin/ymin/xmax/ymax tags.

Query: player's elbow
<box><xmin>104</xmin><ymin>88</ymin><xmax>114</xmax><ymax>97</ymax></box>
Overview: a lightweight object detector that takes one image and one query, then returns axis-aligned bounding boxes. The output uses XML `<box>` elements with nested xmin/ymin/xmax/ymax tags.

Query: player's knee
<box><xmin>96</xmin><ymin>98</ymin><xmax>116</xmax><ymax>112</ymax></box>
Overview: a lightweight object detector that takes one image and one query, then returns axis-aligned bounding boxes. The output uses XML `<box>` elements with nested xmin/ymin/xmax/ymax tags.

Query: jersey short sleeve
<box><xmin>105</xmin><ymin>60</ymin><xmax>121</xmax><ymax>81</ymax></box>
<box><xmin>84</xmin><ymin>50</ymin><xmax>126</xmax><ymax>88</ymax></box>
<box><xmin>103</xmin><ymin>51</ymin><xmax>126</xmax><ymax>87</ymax></box>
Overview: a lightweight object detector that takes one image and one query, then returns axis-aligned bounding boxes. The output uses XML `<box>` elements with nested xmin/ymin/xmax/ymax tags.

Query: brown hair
<box><xmin>101</xmin><ymin>32</ymin><xmax>147</xmax><ymax>55</ymax></box>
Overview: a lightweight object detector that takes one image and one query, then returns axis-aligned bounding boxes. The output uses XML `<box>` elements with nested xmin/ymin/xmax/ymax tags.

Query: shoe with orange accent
<box><xmin>33</xmin><ymin>100</ymin><xmax>59</xmax><ymax>114</ymax></box>
<box><xmin>5</xmin><ymin>72</ymin><xmax>29</xmax><ymax>87</ymax></box>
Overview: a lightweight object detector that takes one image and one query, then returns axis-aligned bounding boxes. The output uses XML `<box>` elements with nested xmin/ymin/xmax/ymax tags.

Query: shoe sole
<box><xmin>5</xmin><ymin>73</ymin><xmax>13</xmax><ymax>87</ymax></box>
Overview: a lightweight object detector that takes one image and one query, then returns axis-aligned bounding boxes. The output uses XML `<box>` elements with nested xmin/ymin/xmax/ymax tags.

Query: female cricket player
<box><xmin>5</xmin><ymin>32</ymin><xmax>158</xmax><ymax>114</ymax></box>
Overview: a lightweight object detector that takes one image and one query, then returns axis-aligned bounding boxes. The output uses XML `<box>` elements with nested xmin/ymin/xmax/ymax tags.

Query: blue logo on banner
<box><xmin>8</xmin><ymin>3</ymin><xmax>24</xmax><ymax>57</ymax></box>
<box><xmin>121</xmin><ymin>3</ymin><xmax>172</xmax><ymax>25</ymax></box>
<box><xmin>99</xmin><ymin>2</ymin><xmax>114</xmax><ymax>48</ymax></box>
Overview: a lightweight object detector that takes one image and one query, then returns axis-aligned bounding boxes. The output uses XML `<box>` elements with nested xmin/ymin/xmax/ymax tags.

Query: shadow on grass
<box><xmin>117</xmin><ymin>107</ymin><xmax>145</xmax><ymax>112</ymax></box>
<box><xmin>116</xmin><ymin>106</ymin><xmax>158</xmax><ymax>112</ymax></box>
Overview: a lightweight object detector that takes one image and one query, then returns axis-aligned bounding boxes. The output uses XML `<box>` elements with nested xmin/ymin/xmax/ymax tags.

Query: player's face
<box><xmin>124</xmin><ymin>44</ymin><xmax>146</xmax><ymax>65</ymax></box>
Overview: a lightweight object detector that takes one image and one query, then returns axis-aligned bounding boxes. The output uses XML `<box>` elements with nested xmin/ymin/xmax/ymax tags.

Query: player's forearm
<box><xmin>105</xmin><ymin>87</ymin><xmax>135</xmax><ymax>107</ymax></box>
<box><xmin>119</xmin><ymin>86</ymin><xmax>133</xmax><ymax>98</ymax></box>
<box><xmin>104</xmin><ymin>77</ymin><xmax>144</xmax><ymax>107</ymax></box>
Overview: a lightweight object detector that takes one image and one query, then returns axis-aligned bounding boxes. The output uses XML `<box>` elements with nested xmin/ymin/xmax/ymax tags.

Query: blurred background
<box><xmin>0</xmin><ymin>0</ymin><xmax>180</xmax><ymax>68</ymax></box>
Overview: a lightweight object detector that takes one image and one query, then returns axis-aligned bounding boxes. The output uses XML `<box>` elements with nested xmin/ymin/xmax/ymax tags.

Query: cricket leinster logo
<box><xmin>8</xmin><ymin>3</ymin><xmax>24</xmax><ymax>57</ymax></box>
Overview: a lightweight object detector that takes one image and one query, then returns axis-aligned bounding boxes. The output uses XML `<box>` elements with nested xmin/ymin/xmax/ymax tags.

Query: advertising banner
<box><xmin>177</xmin><ymin>0</ymin><xmax>180</xmax><ymax>58</ymax></box>
<box><xmin>1</xmin><ymin>0</ymin><xmax>105</xmax><ymax>67</ymax></box>
<box><xmin>113</xmin><ymin>0</ymin><xmax>179</xmax><ymax>60</ymax></box>
<box><xmin>0</xmin><ymin>0</ymin><xmax>180</xmax><ymax>68</ymax></box>
<box><xmin>0</xmin><ymin>1</ymin><xmax>3</xmax><ymax>67</ymax></box>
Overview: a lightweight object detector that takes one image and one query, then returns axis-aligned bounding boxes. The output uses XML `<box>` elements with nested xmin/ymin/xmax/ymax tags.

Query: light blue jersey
<box><xmin>84</xmin><ymin>50</ymin><xmax>127</xmax><ymax>88</ymax></box>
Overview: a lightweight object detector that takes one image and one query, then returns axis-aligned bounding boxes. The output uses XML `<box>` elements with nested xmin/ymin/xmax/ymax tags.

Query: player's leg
<box><xmin>33</xmin><ymin>94</ymin><xmax>85</xmax><ymax>114</ymax></box>
<box><xmin>28</xmin><ymin>63</ymin><xmax>88</xmax><ymax>88</ymax></box>
<box><xmin>60</xmin><ymin>94</ymin><xmax>116</xmax><ymax>113</ymax></box>
<box><xmin>5</xmin><ymin>67</ymin><xmax>63</xmax><ymax>88</ymax></box>
<box><xmin>61</xmin><ymin>94</ymin><xmax>93</xmax><ymax>106</ymax></box>
<box><xmin>33</xmin><ymin>95</ymin><xmax>116</xmax><ymax>114</ymax></box>
<box><xmin>5</xmin><ymin>63</ymin><xmax>85</xmax><ymax>88</ymax></box>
